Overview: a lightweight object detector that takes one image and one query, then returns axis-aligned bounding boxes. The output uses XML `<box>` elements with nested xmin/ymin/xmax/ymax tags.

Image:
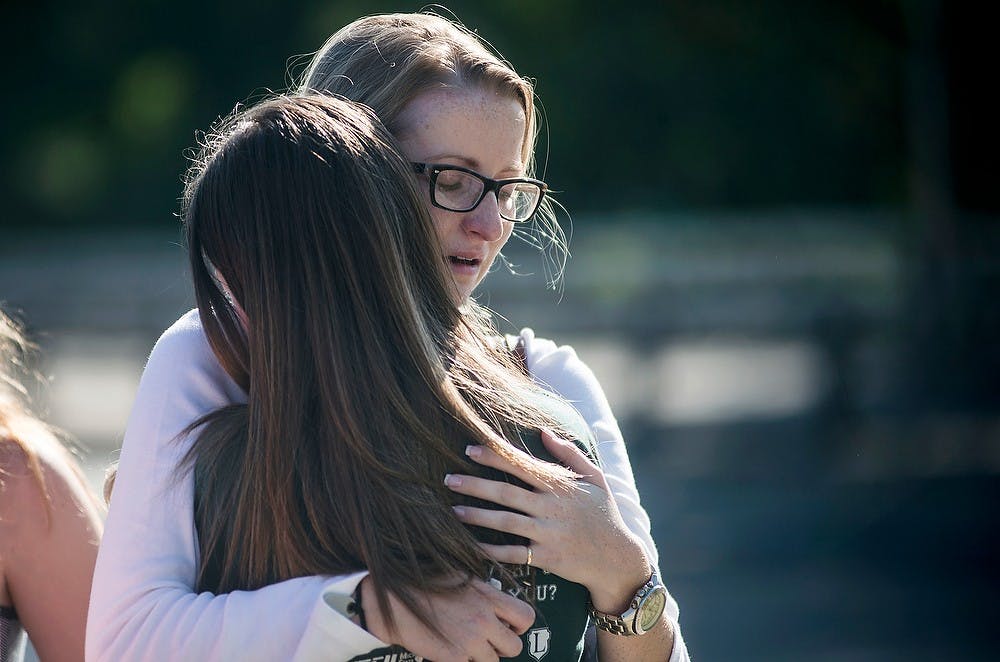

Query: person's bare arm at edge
<box><xmin>0</xmin><ymin>439</ymin><xmax>103</xmax><ymax>662</ymax></box>
<box><xmin>89</xmin><ymin>311</ymin><xmax>534</xmax><ymax>660</ymax></box>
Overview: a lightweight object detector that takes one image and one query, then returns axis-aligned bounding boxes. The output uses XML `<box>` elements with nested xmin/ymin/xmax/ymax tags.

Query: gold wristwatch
<box><xmin>589</xmin><ymin>571</ymin><xmax>667</xmax><ymax>636</ymax></box>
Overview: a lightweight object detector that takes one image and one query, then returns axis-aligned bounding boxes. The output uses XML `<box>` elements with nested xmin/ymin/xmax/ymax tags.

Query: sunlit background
<box><xmin>2</xmin><ymin>1</ymin><xmax>998</xmax><ymax>659</ymax></box>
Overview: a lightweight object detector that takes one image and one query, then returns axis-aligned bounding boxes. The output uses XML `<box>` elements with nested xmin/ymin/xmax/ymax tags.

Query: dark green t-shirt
<box><xmin>348</xmin><ymin>428</ymin><xmax>594</xmax><ymax>662</ymax></box>
<box><xmin>346</xmin><ymin>564</ymin><xmax>589</xmax><ymax>661</ymax></box>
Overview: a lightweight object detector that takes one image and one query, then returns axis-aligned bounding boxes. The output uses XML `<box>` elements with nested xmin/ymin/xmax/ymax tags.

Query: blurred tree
<box><xmin>898</xmin><ymin>0</ymin><xmax>1000</xmax><ymax>411</ymax></box>
<box><xmin>2</xmin><ymin>0</ymin><xmax>911</xmax><ymax>230</ymax></box>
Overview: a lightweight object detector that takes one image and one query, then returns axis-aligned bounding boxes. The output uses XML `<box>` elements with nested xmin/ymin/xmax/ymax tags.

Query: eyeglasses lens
<box><xmin>434</xmin><ymin>169</ymin><xmax>484</xmax><ymax>211</ymax></box>
<box><xmin>498</xmin><ymin>182</ymin><xmax>541</xmax><ymax>221</ymax></box>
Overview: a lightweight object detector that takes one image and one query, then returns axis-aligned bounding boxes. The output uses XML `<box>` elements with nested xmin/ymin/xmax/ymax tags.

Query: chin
<box><xmin>452</xmin><ymin>280</ymin><xmax>475</xmax><ymax>302</ymax></box>
<box><xmin>445</xmin><ymin>281</ymin><xmax>470</xmax><ymax>305</ymax></box>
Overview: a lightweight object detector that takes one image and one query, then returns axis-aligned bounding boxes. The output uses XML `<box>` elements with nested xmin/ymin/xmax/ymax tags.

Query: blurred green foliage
<box><xmin>1</xmin><ymin>1</ymin><xmax>907</xmax><ymax>229</ymax></box>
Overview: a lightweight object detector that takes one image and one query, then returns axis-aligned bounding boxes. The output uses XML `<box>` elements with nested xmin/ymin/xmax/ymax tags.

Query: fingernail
<box><xmin>452</xmin><ymin>505</ymin><xmax>466</xmax><ymax>516</ymax></box>
<box><xmin>444</xmin><ymin>474</ymin><xmax>462</xmax><ymax>487</ymax></box>
<box><xmin>465</xmin><ymin>445</ymin><xmax>482</xmax><ymax>458</ymax></box>
<box><xmin>543</xmin><ymin>429</ymin><xmax>565</xmax><ymax>443</ymax></box>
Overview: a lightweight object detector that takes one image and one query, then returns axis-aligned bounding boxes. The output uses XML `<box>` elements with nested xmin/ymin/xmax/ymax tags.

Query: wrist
<box><xmin>586</xmin><ymin>540</ymin><xmax>652</xmax><ymax>614</ymax></box>
<box><xmin>589</xmin><ymin>570</ymin><xmax>668</xmax><ymax>637</ymax></box>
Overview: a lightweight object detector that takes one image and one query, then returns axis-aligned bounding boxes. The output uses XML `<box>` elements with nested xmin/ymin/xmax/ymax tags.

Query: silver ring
<box><xmin>525</xmin><ymin>545</ymin><xmax>533</xmax><ymax>566</ymax></box>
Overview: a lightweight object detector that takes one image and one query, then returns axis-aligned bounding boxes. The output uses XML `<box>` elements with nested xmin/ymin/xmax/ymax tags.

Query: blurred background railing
<box><xmin>4</xmin><ymin>209</ymin><xmax>998</xmax><ymax>660</ymax></box>
<box><xmin>2</xmin><ymin>0</ymin><xmax>999</xmax><ymax>659</ymax></box>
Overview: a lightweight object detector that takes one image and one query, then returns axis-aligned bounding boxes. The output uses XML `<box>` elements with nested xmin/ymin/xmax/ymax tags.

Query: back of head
<box><xmin>184</xmin><ymin>93</ymin><xmax>465</xmax><ymax>616</ymax></box>
<box><xmin>184</xmin><ymin>94</ymin><xmax>457</xmax><ymax>392</ymax></box>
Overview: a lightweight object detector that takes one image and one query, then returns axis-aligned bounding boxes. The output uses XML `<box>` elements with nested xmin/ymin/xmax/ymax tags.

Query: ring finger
<box><xmin>478</xmin><ymin>542</ymin><xmax>544</xmax><ymax>569</ymax></box>
<box><xmin>452</xmin><ymin>505</ymin><xmax>535</xmax><ymax>538</ymax></box>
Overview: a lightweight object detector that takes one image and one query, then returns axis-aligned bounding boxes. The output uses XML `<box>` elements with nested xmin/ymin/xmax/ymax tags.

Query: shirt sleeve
<box><xmin>87</xmin><ymin>310</ymin><xmax>387</xmax><ymax>661</ymax></box>
<box><xmin>519</xmin><ymin>328</ymin><xmax>689</xmax><ymax>659</ymax></box>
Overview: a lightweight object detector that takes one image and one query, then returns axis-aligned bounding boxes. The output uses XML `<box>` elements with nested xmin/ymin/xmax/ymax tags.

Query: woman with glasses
<box><xmin>89</xmin><ymin>12</ymin><xmax>687</xmax><ymax>662</ymax></box>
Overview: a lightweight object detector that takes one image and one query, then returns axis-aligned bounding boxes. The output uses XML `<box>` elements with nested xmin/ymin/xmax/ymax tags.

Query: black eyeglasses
<box><xmin>411</xmin><ymin>162</ymin><xmax>547</xmax><ymax>222</ymax></box>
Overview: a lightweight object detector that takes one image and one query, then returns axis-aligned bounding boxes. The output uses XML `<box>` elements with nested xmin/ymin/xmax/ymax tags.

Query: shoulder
<box><xmin>518</xmin><ymin>328</ymin><xmax>604</xmax><ymax>403</ymax></box>
<box><xmin>518</xmin><ymin>328</ymin><xmax>582</xmax><ymax>374</ymax></box>
<box><xmin>517</xmin><ymin>328</ymin><xmax>619</xmax><ymax>437</ymax></box>
<box><xmin>0</xmin><ymin>435</ymin><xmax>42</xmax><ymax>527</ymax></box>
<box><xmin>0</xmin><ymin>430</ymin><xmax>98</xmax><ymax>542</ymax></box>
<box><xmin>139</xmin><ymin>309</ymin><xmax>244</xmax><ymax>406</ymax></box>
<box><xmin>149</xmin><ymin>308</ymin><xmax>216</xmax><ymax>367</ymax></box>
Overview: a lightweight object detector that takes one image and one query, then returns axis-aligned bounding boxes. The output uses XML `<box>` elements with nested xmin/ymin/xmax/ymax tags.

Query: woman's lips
<box><xmin>448</xmin><ymin>254</ymin><xmax>481</xmax><ymax>276</ymax></box>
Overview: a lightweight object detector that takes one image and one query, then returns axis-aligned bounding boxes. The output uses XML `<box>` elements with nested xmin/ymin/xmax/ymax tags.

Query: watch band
<box><xmin>588</xmin><ymin>571</ymin><xmax>663</xmax><ymax>636</ymax></box>
<box><xmin>590</xmin><ymin>608</ymin><xmax>639</xmax><ymax>636</ymax></box>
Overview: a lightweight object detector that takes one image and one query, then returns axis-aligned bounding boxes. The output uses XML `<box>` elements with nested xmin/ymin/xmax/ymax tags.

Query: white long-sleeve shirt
<box><xmin>87</xmin><ymin>309</ymin><xmax>688</xmax><ymax>661</ymax></box>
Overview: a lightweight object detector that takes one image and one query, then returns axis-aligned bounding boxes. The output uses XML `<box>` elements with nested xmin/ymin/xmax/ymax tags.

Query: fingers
<box><xmin>485</xmin><ymin>582</ymin><xmax>536</xmax><ymax>635</ymax></box>
<box><xmin>460</xmin><ymin>646</ymin><xmax>500</xmax><ymax>662</ymax></box>
<box><xmin>540</xmin><ymin>430</ymin><xmax>607</xmax><ymax>489</ymax></box>
<box><xmin>467</xmin><ymin>644</ymin><xmax>502</xmax><ymax>662</ymax></box>
<box><xmin>487</xmin><ymin>628</ymin><xmax>524</xmax><ymax>659</ymax></box>
<box><xmin>464</xmin><ymin>443</ymin><xmax>544</xmax><ymax>490</ymax></box>
<box><xmin>386</xmin><ymin>576</ymin><xmax>528</xmax><ymax>662</ymax></box>
<box><xmin>477</xmin><ymin>542</ymin><xmax>539</xmax><ymax>568</ymax></box>
<box><xmin>452</xmin><ymin>505</ymin><xmax>534</xmax><ymax>538</ymax></box>
<box><xmin>444</xmin><ymin>473</ymin><xmax>535</xmax><ymax>513</ymax></box>
<box><xmin>440</xmin><ymin>582</ymin><xmax>524</xmax><ymax>662</ymax></box>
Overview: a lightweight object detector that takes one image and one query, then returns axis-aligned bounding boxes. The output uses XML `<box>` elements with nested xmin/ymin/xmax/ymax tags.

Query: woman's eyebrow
<box><xmin>424</xmin><ymin>155</ymin><xmax>525</xmax><ymax>176</ymax></box>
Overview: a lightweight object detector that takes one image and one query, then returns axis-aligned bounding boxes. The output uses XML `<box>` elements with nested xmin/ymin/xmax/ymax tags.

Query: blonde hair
<box><xmin>0</xmin><ymin>311</ymin><xmax>47</xmax><ymax>498</ymax></box>
<box><xmin>0</xmin><ymin>311</ymin><xmax>99</xmax><ymax>518</ymax></box>
<box><xmin>298</xmin><ymin>12</ymin><xmax>568</xmax><ymax>286</ymax></box>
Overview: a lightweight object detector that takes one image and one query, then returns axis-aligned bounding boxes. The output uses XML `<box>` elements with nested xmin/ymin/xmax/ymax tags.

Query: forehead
<box><xmin>395</xmin><ymin>87</ymin><xmax>528</xmax><ymax>171</ymax></box>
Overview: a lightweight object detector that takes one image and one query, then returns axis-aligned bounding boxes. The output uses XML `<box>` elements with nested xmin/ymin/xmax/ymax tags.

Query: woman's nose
<box><xmin>461</xmin><ymin>192</ymin><xmax>504</xmax><ymax>241</ymax></box>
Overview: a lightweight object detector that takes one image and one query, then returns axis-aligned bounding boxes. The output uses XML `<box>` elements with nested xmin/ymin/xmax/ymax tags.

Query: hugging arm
<box><xmin>87</xmin><ymin>311</ymin><xmax>533</xmax><ymax>661</ymax></box>
<box><xmin>86</xmin><ymin>312</ymin><xmax>386</xmax><ymax>660</ymax></box>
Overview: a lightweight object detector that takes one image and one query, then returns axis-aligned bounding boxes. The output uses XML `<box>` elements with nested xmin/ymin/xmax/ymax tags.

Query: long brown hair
<box><xmin>182</xmin><ymin>95</ymin><xmax>583</xmax><ymax>635</ymax></box>
<box><xmin>299</xmin><ymin>11</ymin><xmax>568</xmax><ymax>286</ymax></box>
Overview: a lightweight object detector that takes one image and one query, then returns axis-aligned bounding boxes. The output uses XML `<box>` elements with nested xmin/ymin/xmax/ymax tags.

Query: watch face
<box><xmin>637</xmin><ymin>587</ymin><xmax>667</xmax><ymax>633</ymax></box>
